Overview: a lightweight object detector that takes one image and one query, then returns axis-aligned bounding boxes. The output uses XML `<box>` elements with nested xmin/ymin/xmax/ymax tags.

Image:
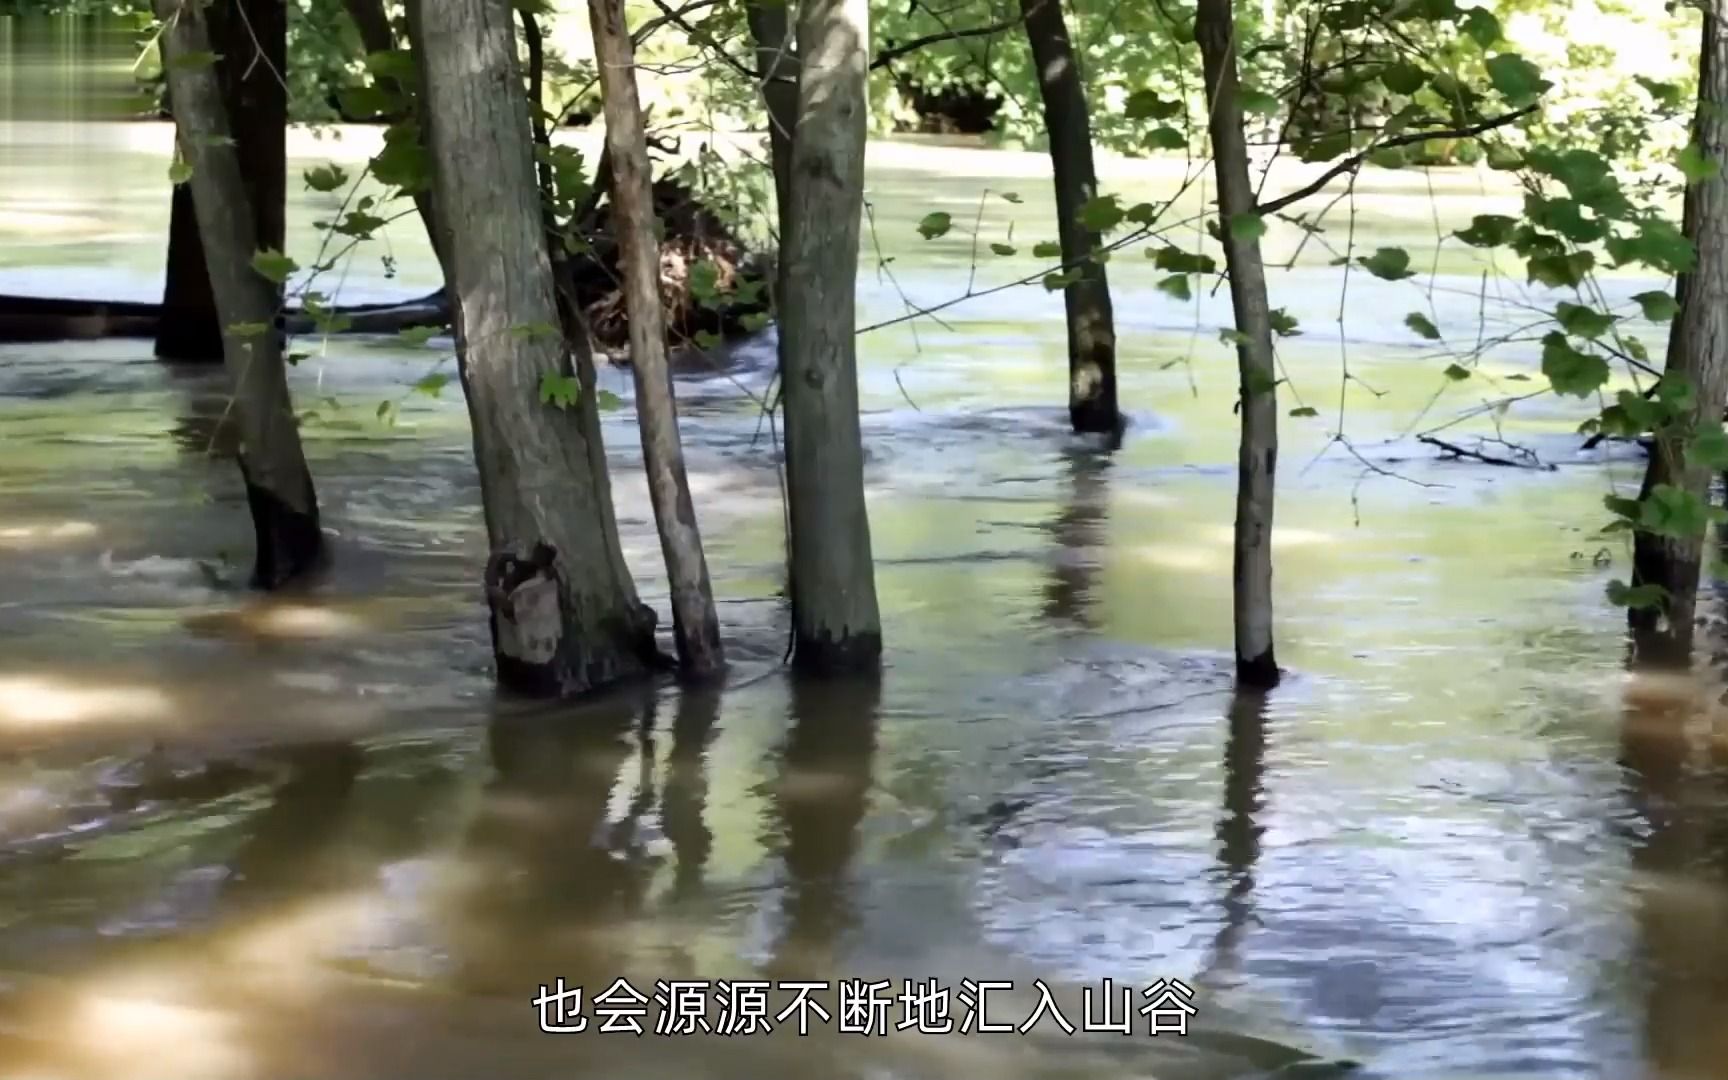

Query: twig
<box><xmin>870</xmin><ymin>15</ymin><xmax>1025</xmax><ymax>70</ymax></box>
<box><xmin>1419</xmin><ymin>434</ymin><xmax>1555</xmax><ymax>470</ymax></box>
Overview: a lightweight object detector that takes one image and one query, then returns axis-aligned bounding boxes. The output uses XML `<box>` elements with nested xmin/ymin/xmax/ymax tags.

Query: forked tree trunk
<box><xmin>1196</xmin><ymin>0</ymin><xmax>1280</xmax><ymax>689</ymax></box>
<box><xmin>156</xmin><ymin>0</ymin><xmax>285</xmax><ymax>363</ymax></box>
<box><xmin>154</xmin><ymin>0</ymin><xmax>322</xmax><ymax>588</ymax></box>
<box><xmin>1630</xmin><ymin>5</ymin><xmax>1728</xmax><ymax>663</ymax></box>
<box><xmin>777</xmin><ymin>0</ymin><xmax>882</xmax><ymax>674</ymax></box>
<box><xmin>1019</xmin><ymin>0</ymin><xmax>1119</xmax><ymax>439</ymax></box>
<box><xmin>588</xmin><ymin>0</ymin><xmax>724</xmax><ymax>678</ymax></box>
<box><xmin>407</xmin><ymin>0</ymin><xmax>658</xmax><ymax>697</ymax></box>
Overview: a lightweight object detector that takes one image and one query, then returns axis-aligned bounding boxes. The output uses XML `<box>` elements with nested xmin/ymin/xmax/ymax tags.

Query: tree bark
<box><xmin>408</xmin><ymin>0</ymin><xmax>659</xmax><ymax>697</ymax></box>
<box><xmin>778</xmin><ymin>0</ymin><xmax>883</xmax><ymax>674</ymax></box>
<box><xmin>156</xmin><ymin>0</ymin><xmax>286</xmax><ymax>363</ymax></box>
<box><xmin>1630</xmin><ymin>5</ymin><xmax>1728</xmax><ymax>665</ymax></box>
<box><xmin>1018</xmin><ymin>0</ymin><xmax>1120</xmax><ymax>439</ymax></box>
<box><xmin>588</xmin><ymin>0</ymin><xmax>725</xmax><ymax>678</ymax></box>
<box><xmin>745</xmin><ymin>0</ymin><xmax>799</xmax><ymax>223</ymax></box>
<box><xmin>1196</xmin><ymin>0</ymin><xmax>1280</xmax><ymax>689</ymax></box>
<box><xmin>155</xmin><ymin>0</ymin><xmax>322</xmax><ymax>589</ymax></box>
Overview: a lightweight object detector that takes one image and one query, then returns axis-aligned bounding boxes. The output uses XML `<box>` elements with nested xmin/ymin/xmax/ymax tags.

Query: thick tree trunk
<box><xmin>588</xmin><ymin>0</ymin><xmax>724</xmax><ymax>678</ymax></box>
<box><xmin>745</xmin><ymin>0</ymin><xmax>799</xmax><ymax>222</ymax></box>
<box><xmin>155</xmin><ymin>0</ymin><xmax>286</xmax><ymax>363</ymax></box>
<box><xmin>1196</xmin><ymin>0</ymin><xmax>1280</xmax><ymax>689</ymax></box>
<box><xmin>408</xmin><ymin>0</ymin><xmax>658</xmax><ymax>697</ymax></box>
<box><xmin>778</xmin><ymin>0</ymin><xmax>883</xmax><ymax>674</ymax></box>
<box><xmin>1630</xmin><ymin>7</ymin><xmax>1728</xmax><ymax>664</ymax></box>
<box><xmin>1018</xmin><ymin>0</ymin><xmax>1119</xmax><ymax>439</ymax></box>
<box><xmin>155</xmin><ymin>0</ymin><xmax>322</xmax><ymax>589</ymax></box>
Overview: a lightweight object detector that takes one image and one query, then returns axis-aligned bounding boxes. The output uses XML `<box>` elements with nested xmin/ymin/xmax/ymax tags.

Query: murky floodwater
<box><xmin>1</xmin><ymin>113</ymin><xmax>1725</xmax><ymax>1080</ymax></box>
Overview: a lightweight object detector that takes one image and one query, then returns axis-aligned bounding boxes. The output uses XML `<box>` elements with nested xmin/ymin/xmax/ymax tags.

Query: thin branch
<box><xmin>870</xmin><ymin>15</ymin><xmax>1025</xmax><ymax>70</ymax></box>
<box><xmin>1258</xmin><ymin>105</ymin><xmax>1538</xmax><ymax>217</ymax></box>
<box><xmin>1419</xmin><ymin>434</ymin><xmax>1555</xmax><ymax>470</ymax></box>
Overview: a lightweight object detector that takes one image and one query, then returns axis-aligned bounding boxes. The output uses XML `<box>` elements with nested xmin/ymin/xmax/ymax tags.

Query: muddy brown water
<box><xmin>0</xmin><ymin>117</ymin><xmax>1725</xmax><ymax>1079</ymax></box>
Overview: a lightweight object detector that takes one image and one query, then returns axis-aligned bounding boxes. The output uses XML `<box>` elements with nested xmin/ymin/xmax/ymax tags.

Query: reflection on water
<box><xmin>5</xmin><ymin>126</ymin><xmax>1728</xmax><ymax>1078</ymax></box>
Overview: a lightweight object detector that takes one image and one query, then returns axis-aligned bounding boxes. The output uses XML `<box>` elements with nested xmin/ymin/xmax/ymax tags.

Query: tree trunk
<box><xmin>745</xmin><ymin>0</ymin><xmax>799</xmax><ymax>223</ymax></box>
<box><xmin>1018</xmin><ymin>0</ymin><xmax>1119</xmax><ymax>439</ymax></box>
<box><xmin>408</xmin><ymin>0</ymin><xmax>658</xmax><ymax>697</ymax></box>
<box><xmin>588</xmin><ymin>0</ymin><xmax>725</xmax><ymax>678</ymax></box>
<box><xmin>1630</xmin><ymin>6</ymin><xmax>1728</xmax><ymax>664</ymax></box>
<box><xmin>154</xmin><ymin>0</ymin><xmax>322</xmax><ymax>589</ymax></box>
<box><xmin>1196</xmin><ymin>0</ymin><xmax>1280</xmax><ymax>689</ymax></box>
<box><xmin>778</xmin><ymin>0</ymin><xmax>883</xmax><ymax>674</ymax></box>
<box><xmin>155</xmin><ymin>0</ymin><xmax>286</xmax><ymax>363</ymax></box>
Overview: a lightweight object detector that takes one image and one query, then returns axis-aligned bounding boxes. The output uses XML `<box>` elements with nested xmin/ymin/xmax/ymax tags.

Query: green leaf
<box><xmin>538</xmin><ymin>371</ymin><xmax>580</xmax><ymax>409</ymax></box>
<box><xmin>1220</xmin><ymin>328</ymin><xmax>1252</xmax><ymax>347</ymax></box>
<box><xmin>1632</xmin><ymin>290</ymin><xmax>1680</xmax><ymax>322</ymax></box>
<box><xmin>371</xmin><ymin>123</ymin><xmax>431</xmax><ymax>193</ymax></box>
<box><xmin>363</xmin><ymin>49</ymin><xmax>417</xmax><ymax>85</ymax></box>
<box><xmin>740</xmin><ymin>311</ymin><xmax>771</xmax><ymax>332</ymax></box>
<box><xmin>1555</xmin><ymin>301</ymin><xmax>1617</xmax><ymax>340</ymax></box>
<box><xmin>1678</xmin><ymin>143</ymin><xmax>1720</xmax><ymax>185</ymax></box>
<box><xmin>1043</xmin><ymin>270</ymin><xmax>1082</xmax><ymax>291</ymax></box>
<box><xmin>397</xmin><ymin>326</ymin><xmax>440</xmax><ymax>346</ymax></box>
<box><xmin>168</xmin><ymin>49</ymin><xmax>219</xmax><ymax>71</ymax></box>
<box><xmin>168</xmin><ymin>159</ymin><xmax>193</xmax><ymax>185</ymax></box>
<box><xmin>693</xmin><ymin>330</ymin><xmax>722</xmax><ymax>350</ymax></box>
<box><xmin>1144</xmin><ymin>126</ymin><xmax>1187</xmax><ymax>151</ymax></box>
<box><xmin>1269</xmin><ymin>308</ymin><xmax>1301</xmax><ymax>337</ymax></box>
<box><xmin>1460</xmin><ymin>6</ymin><xmax>1502</xmax><ymax>46</ymax></box>
<box><xmin>1244</xmin><ymin>368</ymin><xmax>1278</xmax><ymax>395</ymax></box>
<box><xmin>1368</xmin><ymin>147</ymin><xmax>1408</xmax><ymax>169</ymax></box>
<box><xmin>916</xmin><ymin>211</ymin><xmax>952</xmax><ymax>240</ymax></box>
<box><xmin>1125</xmin><ymin>202</ymin><xmax>1160</xmax><ymax>226</ymax></box>
<box><xmin>1605</xmin><ymin>218</ymin><xmax>1695</xmax><ymax>276</ymax></box>
<box><xmin>1524</xmin><ymin>194</ymin><xmax>1606</xmax><ymax>244</ymax></box>
<box><xmin>1405</xmin><ymin>312</ymin><xmax>1441</xmax><ymax>340</ymax></box>
<box><xmin>1032</xmin><ymin>241</ymin><xmax>1063</xmax><ymax>259</ymax></box>
<box><xmin>1240</xmin><ymin>88</ymin><xmax>1281</xmax><ymax>116</ymax></box>
<box><xmin>1484</xmin><ymin>53</ymin><xmax>1551</xmax><ymax>107</ymax></box>
<box><xmin>1151</xmin><ymin>246</ymin><xmax>1216</xmax><ymax>274</ymax></box>
<box><xmin>1380</xmin><ymin>62</ymin><xmax>1427</xmax><ymax>95</ymax></box>
<box><xmin>333</xmin><ymin>209</ymin><xmax>387</xmax><ymax>240</ymax></box>
<box><xmin>1357</xmin><ymin>247</ymin><xmax>1415</xmax><ymax>280</ymax></box>
<box><xmin>1453</xmin><ymin>214</ymin><xmax>1518</xmax><ymax>248</ymax></box>
<box><xmin>1692</xmin><ymin>425</ymin><xmax>1728</xmax><ymax>470</ymax></box>
<box><xmin>595</xmin><ymin>389</ymin><xmax>625</xmax><ymax>411</ymax></box>
<box><xmin>376</xmin><ymin>399</ymin><xmax>397</xmax><ymax>426</ymax></box>
<box><xmin>338</xmin><ymin>85</ymin><xmax>401</xmax><ymax>121</ymax></box>
<box><xmin>688</xmin><ymin>259</ymin><xmax>721</xmax><ymax>302</ymax></box>
<box><xmin>1078</xmin><ymin>195</ymin><xmax>1124</xmax><ymax>233</ymax></box>
<box><xmin>1124</xmin><ymin>90</ymin><xmax>1182</xmax><ymax>121</ymax></box>
<box><xmin>1229</xmin><ymin>213</ymin><xmax>1266</xmax><ymax>242</ymax></box>
<box><xmin>1290</xmin><ymin>406</ymin><xmax>1319</xmax><ymax>418</ymax></box>
<box><xmin>225</xmin><ymin>321</ymin><xmax>271</xmax><ymax>339</ymax></box>
<box><xmin>1636</xmin><ymin>76</ymin><xmax>1684</xmax><ymax>111</ymax></box>
<box><xmin>1296</xmin><ymin>131</ymin><xmax>1351</xmax><ymax>164</ymax></box>
<box><xmin>1540</xmin><ymin>331</ymin><xmax>1609</xmax><ymax>398</ymax></box>
<box><xmin>1156</xmin><ymin>275</ymin><xmax>1192</xmax><ymax>301</ymax></box>
<box><xmin>1443</xmin><ymin>363</ymin><xmax>1472</xmax><ymax>381</ymax></box>
<box><xmin>989</xmin><ymin>242</ymin><xmax>1016</xmax><ymax>257</ymax></box>
<box><xmin>413</xmin><ymin>373</ymin><xmax>450</xmax><ymax>397</ymax></box>
<box><xmin>250</xmin><ymin>248</ymin><xmax>298</xmax><ymax>285</ymax></box>
<box><xmin>303</xmin><ymin>164</ymin><xmax>349</xmax><ymax>193</ymax></box>
<box><xmin>1526</xmin><ymin>250</ymin><xmax>1594</xmax><ymax>289</ymax></box>
<box><xmin>1606</xmin><ymin>579</ymin><xmax>1668</xmax><ymax>610</ymax></box>
<box><xmin>1640</xmin><ymin>483</ymin><xmax>1727</xmax><ymax>540</ymax></box>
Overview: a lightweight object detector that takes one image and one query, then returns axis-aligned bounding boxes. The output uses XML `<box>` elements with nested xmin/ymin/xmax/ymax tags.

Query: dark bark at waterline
<box><xmin>778</xmin><ymin>0</ymin><xmax>884</xmax><ymax>674</ymax></box>
<box><xmin>408</xmin><ymin>0</ymin><xmax>658</xmax><ymax>698</ymax></box>
<box><xmin>589</xmin><ymin>0</ymin><xmax>725</xmax><ymax>678</ymax></box>
<box><xmin>1630</xmin><ymin>6</ymin><xmax>1728</xmax><ymax>665</ymax></box>
<box><xmin>1018</xmin><ymin>0</ymin><xmax>1120</xmax><ymax>438</ymax></box>
<box><xmin>154</xmin><ymin>0</ymin><xmax>323</xmax><ymax>589</ymax></box>
<box><xmin>1196</xmin><ymin>0</ymin><xmax>1280</xmax><ymax>690</ymax></box>
<box><xmin>155</xmin><ymin>0</ymin><xmax>286</xmax><ymax>364</ymax></box>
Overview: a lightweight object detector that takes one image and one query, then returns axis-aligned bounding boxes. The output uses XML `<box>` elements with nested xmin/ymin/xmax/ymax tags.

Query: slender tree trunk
<box><xmin>1018</xmin><ymin>0</ymin><xmax>1119</xmax><ymax>439</ymax></box>
<box><xmin>778</xmin><ymin>0</ymin><xmax>883</xmax><ymax>674</ymax></box>
<box><xmin>155</xmin><ymin>0</ymin><xmax>322</xmax><ymax>589</ymax></box>
<box><xmin>407</xmin><ymin>0</ymin><xmax>658</xmax><ymax>697</ymax></box>
<box><xmin>156</xmin><ymin>0</ymin><xmax>285</xmax><ymax>363</ymax></box>
<box><xmin>1630</xmin><ymin>6</ymin><xmax>1728</xmax><ymax>664</ymax></box>
<box><xmin>588</xmin><ymin>0</ymin><xmax>724</xmax><ymax>678</ymax></box>
<box><xmin>1196</xmin><ymin>0</ymin><xmax>1280</xmax><ymax>689</ymax></box>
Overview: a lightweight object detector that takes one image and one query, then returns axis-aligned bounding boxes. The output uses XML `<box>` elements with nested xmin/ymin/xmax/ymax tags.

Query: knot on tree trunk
<box><xmin>485</xmin><ymin>542</ymin><xmax>563</xmax><ymax>664</ymax></box>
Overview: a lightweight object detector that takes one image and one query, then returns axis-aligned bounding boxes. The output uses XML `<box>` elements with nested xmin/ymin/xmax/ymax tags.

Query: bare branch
<box><xmin>870</xmin><ymin>15</ymin><xmax>1025</xmax><ymax>70</ymax></box>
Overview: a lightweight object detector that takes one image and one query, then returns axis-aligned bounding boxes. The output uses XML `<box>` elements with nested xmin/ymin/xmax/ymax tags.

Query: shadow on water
<box><xmin>220</xmin><ymin>741</ymin><xmax>366</xmax><ymax>906</ymax></box>
<box><xmin>765</xmin><ymin>673</ymin><xmax>881</xmax><ymax>979</ymax></box>
<box><xmin>1618</xmin><ymin>634</ymin><xmax>1728</xmax><ymax>1080</ymax></box>
<box><xmin>1040</xmin><ymin>448</ymin><xmax>1111</xmax><ymax>630</ymax></box>
<box><xmin>1206</xmin><ymin>692</ymin><xmax>1270</xmax><ymax>988</ymax></box>
<box><xmin>661</xmin><ymin>685</ymin><xmax>721</xmax><ymax>902</ymax></box>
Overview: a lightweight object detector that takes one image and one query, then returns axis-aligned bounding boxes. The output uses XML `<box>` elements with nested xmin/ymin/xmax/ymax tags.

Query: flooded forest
<box><xmin>5</xmin><ymin>0</ymin><xmax>1728</xmax><ymax>1077</ymax></box>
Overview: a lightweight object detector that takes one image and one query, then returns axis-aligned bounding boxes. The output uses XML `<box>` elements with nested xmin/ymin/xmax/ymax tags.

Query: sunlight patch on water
<box><xmin>65</xmin><ymin>971</ymin><xmax>251</xmax><ymax>1080</ymax></box>
<box><xmin>0</xmin><ymin>520</ymin><xmax>99</xmax><ymax>549</ymax></box>
<box><xmin>0</xmin><ymin>675</ymin><xmax>172</xmax><ymax>732</ymax></box>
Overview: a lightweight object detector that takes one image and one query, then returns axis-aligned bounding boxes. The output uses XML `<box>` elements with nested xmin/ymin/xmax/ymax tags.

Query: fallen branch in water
<box><xmin>1419</xmin><ymin>434</ymin><xmax>1555</xmax><ymax>471</ymax></box>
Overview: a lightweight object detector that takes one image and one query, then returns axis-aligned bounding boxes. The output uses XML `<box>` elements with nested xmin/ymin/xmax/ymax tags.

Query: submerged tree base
<box><xmin>239</xmin><ymin>465</ymin><xmax>325</xmax><ymax>591</ymax></box>
<box><xmin>793</xmin><ymin>627</ymin><xmax>884</xmax><ymax>677</ymax></box>
<box><xmin>1236</xmin><ymin>649</ymin><xmax>1281</xmax><ymax>690</ymax></box>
